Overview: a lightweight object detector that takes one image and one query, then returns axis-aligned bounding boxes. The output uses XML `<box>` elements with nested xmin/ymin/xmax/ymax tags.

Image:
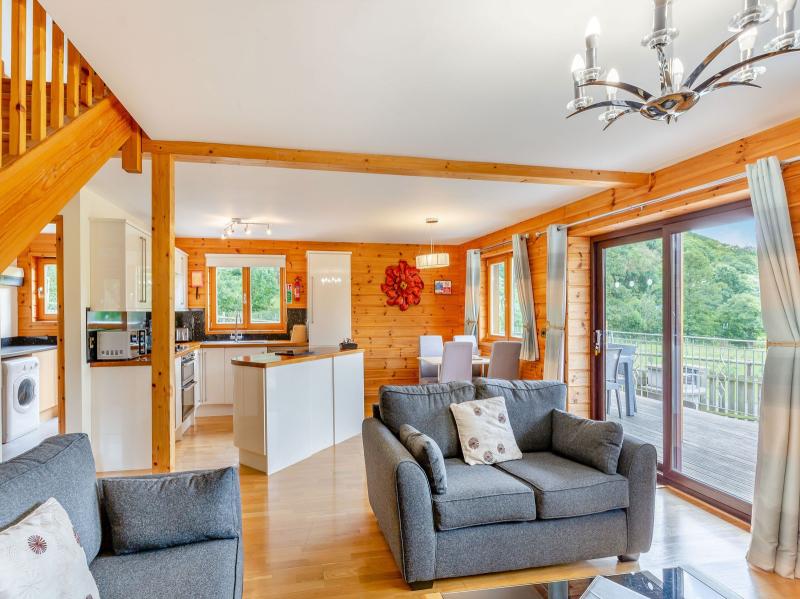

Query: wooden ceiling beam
<box><xmin>141</xmin><ymin>139</ymin><xmax>651</xmax><ymax>188</ymax></box>
<box><xmin>0</xmin><ymin>95</ymin><xmax>135</xmax><ymax>271</ymax></box>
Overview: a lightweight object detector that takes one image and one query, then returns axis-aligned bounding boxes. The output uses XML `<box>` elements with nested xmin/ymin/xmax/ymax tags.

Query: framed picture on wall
<box><xmin>434</xmin><ymin>280</ymin><xmax>452</xmax><ymax>295</ymax></box>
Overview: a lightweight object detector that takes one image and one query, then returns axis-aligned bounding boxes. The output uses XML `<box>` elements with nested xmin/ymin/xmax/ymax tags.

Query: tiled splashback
<box><xmin>177</xmin><ymin>308</ymin><xmax>307</xmax><ymax>342</ymax></box>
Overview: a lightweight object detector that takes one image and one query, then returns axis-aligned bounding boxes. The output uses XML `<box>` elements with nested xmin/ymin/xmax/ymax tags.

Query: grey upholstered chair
<box><xmin>606</xmin><ymin>347</ymin><xmax>624</xmax><ymax>418</ymax></box>
<box><xmin>454</xmin><ymin>334</ymin><xmax>482</xmax><ymax>376</ymax></box>
<box><xmin>486</xmin><ymin>341</ymin><xmax>522</xmax><ymax>379</ymax></box>
<box><xmin>418</xmin><ymin>335</ymin><xmax>444</xmax><ymax>384</ymax></box>
<box><xmin>438</xmin><ymin>341</ymin><xmax>473</xmax><ymax>383</ymax></box>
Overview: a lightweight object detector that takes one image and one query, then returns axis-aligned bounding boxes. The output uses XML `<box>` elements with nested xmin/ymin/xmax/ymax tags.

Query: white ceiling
<box><xmin>44</xmin><ymin>0</ymin><xmax>800</xmax><ymax>242</ymax></box>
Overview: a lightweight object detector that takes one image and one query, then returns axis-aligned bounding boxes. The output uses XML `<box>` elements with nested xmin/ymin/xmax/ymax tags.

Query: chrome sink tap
<box><xmin>230</xmin><ymin>310</ymin><xmax>243</xmax><ymax>342</ymax></box>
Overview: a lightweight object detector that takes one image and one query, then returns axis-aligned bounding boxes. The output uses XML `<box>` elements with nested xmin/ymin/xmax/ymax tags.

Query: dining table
<box><xmin>417</xmin><ymin>355</ymin><xmax>491</xmax><ymax>378</ymax></box>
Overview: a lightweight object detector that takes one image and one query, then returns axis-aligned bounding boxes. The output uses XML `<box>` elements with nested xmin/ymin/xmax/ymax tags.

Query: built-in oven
<box><xmin>181</xmin><ymin>352</ymin><xmax>196</xmax><ymax>421</ymax></box>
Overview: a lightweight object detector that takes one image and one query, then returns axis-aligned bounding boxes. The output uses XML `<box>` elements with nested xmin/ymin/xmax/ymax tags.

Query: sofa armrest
<box><xmin>362</xmin><ymin>417</ymin><xmax>435</xmax><ymax>584</ymax></box>
<box><xmin>98</xmin><ymin>467</ymin><xmax>244</xmax><ymax>597</ymax></box>
<box><xmin>617</xmin><ymin>435</ymin><xmax>657</xmax><ymax>555</ymax></box>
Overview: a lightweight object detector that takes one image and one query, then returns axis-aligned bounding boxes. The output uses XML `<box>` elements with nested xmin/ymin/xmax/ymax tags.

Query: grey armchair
<box><xmin>0</xmin><ymin>434</ymin><xmax>243</xmax><ymax>599</ymax></box>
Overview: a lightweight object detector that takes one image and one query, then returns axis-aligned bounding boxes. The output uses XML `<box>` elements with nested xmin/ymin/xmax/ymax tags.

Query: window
<box><xmin>486</xmin><ymin>254</ymin><xmax>522</xmax><ymax>340</ymax></box>
<box><xmin>208</xmin><ymin>265</ymin><xmax>285</xmax><ymax>331</ymax></box>
<box><xmin>35</xmin><ymin>257</ymin><xmax>58</xmax><ymax>321</ymax></box>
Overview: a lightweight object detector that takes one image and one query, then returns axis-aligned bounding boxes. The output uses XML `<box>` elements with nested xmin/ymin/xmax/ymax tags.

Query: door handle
<box><xmin>593</xmin><ymin>330</ymin><xmax>604</xmax><ymax>356</ymax></box>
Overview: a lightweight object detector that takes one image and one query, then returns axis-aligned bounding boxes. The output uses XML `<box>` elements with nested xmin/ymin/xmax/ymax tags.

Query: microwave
<box><xmin>97</xmin><ymin>330</ymin><xmax>147</xmax><ymax>360</ymax></box>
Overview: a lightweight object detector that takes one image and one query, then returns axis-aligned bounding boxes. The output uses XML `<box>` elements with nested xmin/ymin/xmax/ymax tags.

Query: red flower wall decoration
<box><xmin>381</xmin><ymin>260</ymin><xmax>424</xmax><ymax>311</ymax></box>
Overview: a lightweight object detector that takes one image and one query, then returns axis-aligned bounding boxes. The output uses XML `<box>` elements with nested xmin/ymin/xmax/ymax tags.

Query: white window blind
<box><xmin>205</xmin><ymin>254</ymin><xmax>286</xmax><ymax>268</ymax></box>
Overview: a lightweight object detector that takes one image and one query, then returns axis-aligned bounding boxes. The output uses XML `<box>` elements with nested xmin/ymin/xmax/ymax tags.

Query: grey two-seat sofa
<box><xmin>363</xmin><ymin>379</ymin><xmax>657</xmax><ymax>589</ymax></box>
<box><xmin>0</xmin><ymin>433</ymin><xmax>243</xmax><ymax>598</ymax></box>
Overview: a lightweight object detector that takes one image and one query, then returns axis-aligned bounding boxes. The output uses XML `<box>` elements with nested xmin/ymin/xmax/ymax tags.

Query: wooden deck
<box><xmin>608</xmin><ymin>395</ymin><xmax>758</xmax><ymax>502</ymax></box>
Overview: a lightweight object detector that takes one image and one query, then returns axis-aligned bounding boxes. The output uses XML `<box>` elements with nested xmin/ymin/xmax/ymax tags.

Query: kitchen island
<box><xmin>231</xmin><ymin>347</ymin><xmax>365</xmax><ymax>474</ymax></box>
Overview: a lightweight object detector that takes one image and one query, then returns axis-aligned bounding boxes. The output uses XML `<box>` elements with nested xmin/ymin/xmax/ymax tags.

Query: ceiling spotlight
<box><xmin>220</xmin><ymin>218</ymin><xmax>273</xmax><ymax>238</ymax></box>
<box><xmin>266</xmin><ymin>224</ymin><xmax>272</xmax><ymax>236</ymax></box>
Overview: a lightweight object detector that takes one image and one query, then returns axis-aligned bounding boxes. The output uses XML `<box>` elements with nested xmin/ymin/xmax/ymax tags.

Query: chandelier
<box><xmin>567</xmin><ymin>0</ymin><xmax>800</xmax><ymax>129</ymax></box>
<box><xmin>416</xmin><ymin>217</ymin><xmax>450</xmax><ymax>269</ymax></box>
<box><xmin>221</xmin><ymin>217</ymin><xmax>272</xmax><ymax>239</ymax></box>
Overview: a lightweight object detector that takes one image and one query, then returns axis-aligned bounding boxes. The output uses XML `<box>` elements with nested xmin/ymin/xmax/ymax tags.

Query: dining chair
<box><xmin>454</xmin><ymin>334</ymin><xmax>482</xmax><ymax>376</ymax></box>
<box><xmin>438</xmin><ymin>342</ymin><xmax>474</xmax><ymax>383</ymax></box>
<box><xmin>486</xmin><ymin>341</ymin><xmax>522</xmax><ymax>380</ymax></box>
<box><xmin>418</xmin><ymin>335</ymin><xmax>444</xmax><ymax>384</ymax></box>
<box><xmin>605</xmin><ymin>347</ymin><xmax>624</xmax><ymax>418</ymax></box>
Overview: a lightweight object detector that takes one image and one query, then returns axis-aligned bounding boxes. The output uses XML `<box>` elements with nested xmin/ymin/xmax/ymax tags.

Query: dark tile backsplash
<box><xmin>1</xmin><ymin>335</ymin><xmax>58</xmax><ymax>347</ymax></box>
<box><xmin>177</xmin><ymin>308</ymin><xmax>307</xmax><ymax>342</ymax></box>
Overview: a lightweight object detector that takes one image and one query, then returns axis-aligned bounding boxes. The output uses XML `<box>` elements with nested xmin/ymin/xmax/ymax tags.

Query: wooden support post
<box><xmin>121</xmin><ymin>124</ymin><xmax>143</xmax><ymax>173</ymax></box>
<box><xmin>10</xmin><ymin>0</ymin><xmax>27</xmax><ymax>156</ymax></box>
<box><xmin>66</xmin><ymin>42</ymin><xmax>80</xmax><ymax>118</ymax></box>
<box><xmin>31</xmin><ymin>1</ymin><xmax>46</xmax><ymax>142</ymax></box>
<box><xmin>51</xmin><ymin>22</ymin><xmax>65</xmax><ymax>131</ymax></box>
<box><xmin>151</xmin><ymin>153</ymin><xmax>176</xmax><ymax>473</ymax></box>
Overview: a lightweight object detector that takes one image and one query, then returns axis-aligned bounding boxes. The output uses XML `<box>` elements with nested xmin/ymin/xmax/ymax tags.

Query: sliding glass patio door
<box><xmin>594</xmin><ymin>203</ymin><xmax>762</xmax><ymax>517</ymax></box>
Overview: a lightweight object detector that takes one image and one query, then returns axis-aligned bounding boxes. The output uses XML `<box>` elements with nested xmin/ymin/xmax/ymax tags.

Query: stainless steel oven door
<box><xmin>181</xmin><ymin>355</ymin><xmax>196</xmax><ymax>386</ymax></box>
<box><xmin>181</xmin><ymin>380</ymin><xmax>196</xmax><ymax>421</ymax></box>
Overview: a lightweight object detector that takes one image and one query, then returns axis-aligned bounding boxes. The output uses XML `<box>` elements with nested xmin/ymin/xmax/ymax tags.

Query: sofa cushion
<box><xmin>552</xmin><ymin>409</ymin><xmax>624</xmax><ymax>474</ymax></box>
<box><xmin>379</xmin><ymin>382</ymin><xmax>475</xmax><ymax>458</ymax></box>
<box><xmin>90</xmin><ymin>538</ymin><xmax>239</xmax><ymax>599</ymax></box>
<box><xmin>473</xmin><ymin>379</ymin><xmax>566</xmax><ymax>452</ymax></box>
<box><xmin>449</xmin><ymin>397</ymin><xmax>522</xmax><ymax>465</ymax></box>
<box><xmin>399</xmin><ymin>424</ymin><xmax>448</xmax><ymax>494</ymax></box>
<box><xmin>101</xmin><ymin>468</ymin><xmax>240</xmax><ymax>555</ymax></box>
<box><xmin>0</xmin><ymin>433</ymin><xmax>102</xmax><ymax>563</ymax></box>
<box><xmin>431</xmin><ymin>458</ymin><xmax>536</xmax><ymax>530</ymax></box>
<box><xmin>496</xmin><ymin>452</ymin><xmax>628</xmax><ymax>519</ymax></box>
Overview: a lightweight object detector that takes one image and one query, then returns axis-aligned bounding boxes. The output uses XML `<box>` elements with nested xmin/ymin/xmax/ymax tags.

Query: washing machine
<box><xmin>2</xmin><ymin>356</ymin><xmax>40</xmax><ymax>443</ymax></box>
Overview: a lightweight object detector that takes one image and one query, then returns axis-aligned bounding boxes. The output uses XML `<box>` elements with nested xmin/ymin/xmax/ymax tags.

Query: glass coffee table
<box><xmin>439</xmin><ymin>566</ymin><xmax>741</xmax><ymax>599</ymax></box>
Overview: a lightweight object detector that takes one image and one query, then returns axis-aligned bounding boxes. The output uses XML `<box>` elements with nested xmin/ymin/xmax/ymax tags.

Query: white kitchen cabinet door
<box><xmin>307</xmin><ymin>251</ymin><xmax>351</xmax><ymax>346</ymax></box>
<box><xmin>174</xmin><ymin>250</ymin><xmax>188</xmax><ymax>311</ymax></box>
<box><xmin>174</xmin><ymin>356</ymin><xmax>183</xmax><ymax>433</ymax></box>
<box><xmin>333</xmin><ymin>352</ymin><xmax>364</xmax><ymax>443</ymax></box>
<box><xmin>223</xmin><ymin>347</ymin><xmax>263</xmax><ymax>404</ymax></box>
<box><xmin>203</xmin><ymin>348</ymin><xmax>226</xmax><ymax>404</ymax></box>
<box><xmin>90</xmin><ymin>219</ymin><xmax>151</xmax><ymax>311</ymax></box>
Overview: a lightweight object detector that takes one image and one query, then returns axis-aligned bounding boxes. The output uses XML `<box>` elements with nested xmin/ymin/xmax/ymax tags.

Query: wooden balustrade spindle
<box><xmin>51</xmin><ymin>23</ymin><xmax>65</xmax><ymax>131</ymax></box>
<box><xmin>31</xmin><ymin>1</ymin><xmax>47</xmax><ymax>142</ymax></box>
<box><xmin>80</xmin><ymin>58</ymin><xmax>93</xmax><ymax>108</ymax></box>
<box><xmin>66</xmin><ymin>42</ymin><xmax>80</xmax><ymax>118</ymax></box>
<box><xmin>10</xmin><ymin>0</ymin><xmax>27</xmax><ymax>156</ymax></box>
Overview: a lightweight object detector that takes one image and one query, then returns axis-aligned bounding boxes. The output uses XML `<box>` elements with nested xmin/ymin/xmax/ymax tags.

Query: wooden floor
<box><xmin>169</xmin><ymin>416</ymin><xmax>796</xmax><ymax>598</ymax></box>
<box><xmin>608</xmin><ymin>396</ymin><xmax>758</xmax><ymax>502</ymax></box>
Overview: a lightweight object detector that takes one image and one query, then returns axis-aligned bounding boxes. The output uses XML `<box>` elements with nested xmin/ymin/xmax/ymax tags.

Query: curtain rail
<box><xmin>533</xmin><ymin>155</ymin><xmax>800</xmax><ymax>239</ymax></box>
<box><xmin>478</xmin><ymin>233</ymin><xmax>528</xmax><ymax>253</ymax></box>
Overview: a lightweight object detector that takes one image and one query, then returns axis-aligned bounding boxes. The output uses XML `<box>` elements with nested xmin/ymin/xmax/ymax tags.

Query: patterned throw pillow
<box><xmin>0</xmin><ymin>497</ymin><xmax>100</xmax><ymax>599</ymax></box>
<box><xmin>450</xmin><ymin>396</ymin><xmax>523</xmax><ymax>465</ymax></box>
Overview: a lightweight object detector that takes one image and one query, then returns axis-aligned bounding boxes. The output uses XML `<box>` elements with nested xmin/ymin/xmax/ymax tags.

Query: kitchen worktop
<box><xmin>0</xmin><ymin>344</ymin><xmax>58</xmax><ymax>359</ymax></box>
<box><xmin>230</xmin><ymin>347</ymin><xmax>363</xmax><ymax>369</ymax></box>
<box><xmin>200</xmin><ymin>340</ymin><xmax>307</xmax><ymax>348</ymax></box>
<box><xmin>89</xmin><ymin>341</ymin><xmax>204</xmax><ymax>367</ymax></box>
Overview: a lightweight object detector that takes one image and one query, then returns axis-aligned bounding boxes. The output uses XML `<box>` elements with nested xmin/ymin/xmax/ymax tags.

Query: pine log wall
<box><xmin>176</xmin><ymin>238</ymin><xmax>465</xmax><ymax>411</ymax></box>
<box><xmin>16</xmin><ymin>232</ymin><xmax>58</xmax><ymax>336</ymax></box>
<box><xmin>463</xmin><ymin>117</ymin><xmax>800</xmax><ymax>420</ymax></box>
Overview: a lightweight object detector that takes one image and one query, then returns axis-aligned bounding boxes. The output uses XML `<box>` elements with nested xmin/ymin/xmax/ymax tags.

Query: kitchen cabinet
<box><xmin>90</xmin><ymin>219</ymin><xmax>152</xmax><ymax>311</ymax></box>
<box><xmin>307</xmin><ymin>251</ymin><xmax>351</xmax><ymax>346</ymax></box>
<box><xmin>175</xmin><ymin>249</ymin><xmax>189</xmax><ymax>311</ymax></box>
<box><xmin>174</xmin><ymin>355</ymin><xmax>182</xmax><ymax>433</ymax></box>
<box><xmin>202</xmin><ymin>348</ymin><xmax>226</xmax><ymax>404</ymax></box>
<box><xmin>36</xmin><ymin>349</ymin><xmax>59</xmax><ymax>418</ymax></box>
<box><xmin>224</xmin><ymin>347</ymin><xmax>263</xmax><ymax>403</ymax></box>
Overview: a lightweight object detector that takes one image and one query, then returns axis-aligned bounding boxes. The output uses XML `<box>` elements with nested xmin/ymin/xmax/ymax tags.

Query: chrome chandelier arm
<box><xmin>579</xmin><ymin>80</ymin><xmax>654</xmax><ymax>102</ymax></box>
<box><xmin>683</xmin><ymin>25</ymin><xmax>756</xmax><ymax>89</ymax></box>
<box><xmin>566</xmin><ymin>100</ymin><xmax>644</xmax><ymax>119</ymax></box>
<box><xmin>602</xmin><ymin>108</ymin><xmax>636</xmax><ymax>131</ymax></box>
<box><xmin>694</xmin><ymin>47</ymin><xmax>800</xmax><ymax>93</ymax></box>
<box><xmin>700</xmin><ymin>80</ymin><xmax>761</xmax><ymax>96</ymax></box>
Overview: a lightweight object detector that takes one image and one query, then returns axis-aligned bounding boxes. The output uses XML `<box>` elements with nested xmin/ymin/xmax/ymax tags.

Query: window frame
<box><xmin>207</xmin><ymin>265</ymin><xmax>286</xmax><ymax>333</ymax></box>
<box><xmin>484</xmin><ymin>253</ymin><xmax>522</xmax><ymax>343</ymax></box>
<box><xmin>34</xmin><ymin>256</ymin><xmax>58</xmax><ymax>321</ymax></box>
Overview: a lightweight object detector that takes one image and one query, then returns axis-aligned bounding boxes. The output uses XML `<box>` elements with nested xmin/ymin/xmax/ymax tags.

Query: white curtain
<box><xmin>746</xmin><ymin>156</ymin><xmax>800</xmax><ymax>578</ymax></box>
<box><xmin>464</xmin><ymin>249</ymin><xmax>481</xmax><ymax>337</ymax></box>
<box><xmin>512</xmin><ymin>234</ymin><xmax>539</xmax><ymax>361</ymax></box>
<box><xmin>543</xmin><ymin>224</ymin><xmax>568</xmax><ymax>381</ymax></box>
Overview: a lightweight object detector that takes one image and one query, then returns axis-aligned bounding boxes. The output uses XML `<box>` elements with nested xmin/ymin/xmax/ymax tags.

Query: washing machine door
<box><xmin>14</xmin><ymin>376</ymin><xmax>38</xmax><ymax>413</ymax></box>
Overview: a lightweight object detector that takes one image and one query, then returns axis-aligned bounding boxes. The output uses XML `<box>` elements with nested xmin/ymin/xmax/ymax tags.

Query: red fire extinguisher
<box><xmin>293</xmin><ymin>276</ymin><xmax>303</xmax><ymax>301</ymax></box>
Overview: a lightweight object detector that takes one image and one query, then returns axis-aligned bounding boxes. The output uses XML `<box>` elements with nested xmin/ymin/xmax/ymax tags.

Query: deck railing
<box><xmin>607</xmin><ymin>330</ymin><xmax>766</xmax><ymax>421</ymax></box>
<box><xmin>1</xmin><ymin>0</ymin><xmax>108</xmax><ymax>166</ymax></box>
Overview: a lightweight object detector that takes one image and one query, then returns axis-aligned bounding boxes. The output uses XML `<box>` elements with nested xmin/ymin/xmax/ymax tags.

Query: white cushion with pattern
<box><xmin>449</xmin><ymin>396</ymin><xmax>523</xmax><ymax>465</ymax></box>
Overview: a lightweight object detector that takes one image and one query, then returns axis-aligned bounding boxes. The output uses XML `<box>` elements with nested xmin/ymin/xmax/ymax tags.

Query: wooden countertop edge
<box><xmin>230</xmin><ymin>348</ymin><xmax>365</xmax><ymax>369</ymax></box>
<box><xmin>200</xmin><ymin>340</ymin><xmax>307</xmax><ymax>348</ymax></box>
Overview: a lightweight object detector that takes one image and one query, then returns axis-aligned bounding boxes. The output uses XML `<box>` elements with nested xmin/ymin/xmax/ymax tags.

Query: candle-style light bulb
<box><xmin>584</xmin><ymin>17</ymin><xmax>601</xmax><ymax>71</ymax></box>
<box><xmin>606</xmin><ymin>68</ymin><xmax>619</xmax><ymax>100</ymax></box>
<box><xmin>571</xmin><ymin>54</ymin><xmax>586</xmax><ymax>78</ymax></box>
<box><xmin>671</xmin><ymin>57</ymin><xmax>684</xmax><ymax>90</ymax></box>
